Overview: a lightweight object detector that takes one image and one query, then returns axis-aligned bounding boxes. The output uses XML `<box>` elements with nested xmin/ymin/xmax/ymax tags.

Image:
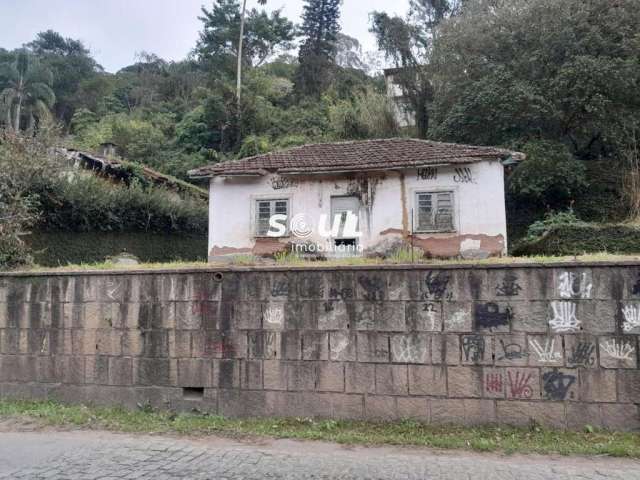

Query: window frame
<box><xmin>252</xmin><ymin>196</ymin><xmax>291</xmax><ymax>238</ymax></box>
<box><xmin>412</xmin><ymin>189</ymin><xmax>457</xmax><ymax>234</ymax></box>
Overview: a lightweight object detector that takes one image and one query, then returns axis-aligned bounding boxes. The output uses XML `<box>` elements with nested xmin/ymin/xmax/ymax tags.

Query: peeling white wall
<box><xmin>208</xmin><ymin>161</ymin><xmax>507</xmax><ymax>257</ymax></box>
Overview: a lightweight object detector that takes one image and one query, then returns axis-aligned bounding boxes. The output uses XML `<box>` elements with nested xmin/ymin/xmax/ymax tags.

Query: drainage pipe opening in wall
<box><xmin>213</xmin><ymin>272</ymin><xmax>224</xmax><ymax>282</ymax></box>
<box><xmin>182</xmin><ymin>387</ymin><xmax>205</xmax><ymax>400</ymax></box>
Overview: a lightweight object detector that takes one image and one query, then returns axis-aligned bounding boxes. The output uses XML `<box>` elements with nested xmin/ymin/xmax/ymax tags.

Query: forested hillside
<box><xmin>1</xmin><ymin>0</ymin><xmax>640</xmax><ymax>268</ymax></box>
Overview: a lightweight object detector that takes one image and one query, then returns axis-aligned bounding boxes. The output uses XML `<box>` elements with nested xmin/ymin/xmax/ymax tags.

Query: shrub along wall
<box><xmin>25</xmin><ymin>232</ymin><xmax>207</xmax><ymax>267</ymax></box>
<box><xmin>0</xmin><ymin>263</ymin><xmax>639</xmax><ymax>430</ymax></box>
<box><xmin>513</xmin><ymin>224</ymin><xmax>640</xmax><ymax>256</ymax></box>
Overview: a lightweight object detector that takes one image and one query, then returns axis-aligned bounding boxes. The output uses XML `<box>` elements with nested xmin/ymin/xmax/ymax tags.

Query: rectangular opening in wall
<box><xmin>182</xmin><ymin>387</ymin><xmax>204</xmax><ymax>400</ymax></box>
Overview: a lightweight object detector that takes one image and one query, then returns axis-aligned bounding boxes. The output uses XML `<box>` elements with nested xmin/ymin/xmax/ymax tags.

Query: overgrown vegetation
<box><xmin>1</xmin><ymin>400</ymin><xmax>639</xmax><ymax>457</ymax></box>
<box><xmin>514</xmin><ymin>211</ymin><xmax>640</xmax><ymax>256</ymax></box>
<box><xmin>0</xmin><ymin>130</ymin><xmax>57</xmax><ymax>268</ymax></box>
<box><xmin>0</xmin><ymin>130</ymin><xmax>207</xmax><ymax>270</ymax></box>
<box><xmin>1</xmin><ymin>0</ymin><xmax>640</xmax><ymax>267</ymax></box>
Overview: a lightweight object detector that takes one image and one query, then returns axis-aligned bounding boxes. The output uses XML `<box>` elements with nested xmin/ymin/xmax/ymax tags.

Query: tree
<box><xmin>430</xmin><ymin>0</ymin><xmax>640</xmax><ymax>159</ymax></box>
<box><xmin>0</xmin><ymin>50</ymin><xmax>56</xmax><ymax>131</ymax></box>
<box><xmin>26</xmin><ymin>30</ymin><xmax>101</xmax><ymax>124</ymax></box>
<box><xmin>237</xmin><ymin>0</ymin><xmax>267</xmax><ymax>109</ymax></box>
<box><xmin>197</xmin><ymin>0</ymin><xmax>294</xmax><ymax>80</ymax></box>
<box><xmin>370</xmin><ymin>0</ymin><xmax>463</xmax><ymax>137</ymax></box>
<box><xmin>296</xmin><ymin>0</ymin><xmax>342</xmax><ymax>97</ymax></box>
<box><xmin>27</xmin><ymin>30</ymin><xmax>91</xmax><ymax>57</ymax></box>
<box><xmin>335</xmin><ymin>34</ymin><xmax>366</xmax><ymax>71</ymax></box>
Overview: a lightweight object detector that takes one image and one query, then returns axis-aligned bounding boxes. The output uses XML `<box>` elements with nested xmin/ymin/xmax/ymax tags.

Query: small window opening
<box><xmin>334</xmin><ymin>238</ymin><xmax>357</xmax><ymax>247</ymax></box>
<box><xmin>182</xmin><ymin>387</ymin><xmax>205</xmax><ymax>400</ymax></box>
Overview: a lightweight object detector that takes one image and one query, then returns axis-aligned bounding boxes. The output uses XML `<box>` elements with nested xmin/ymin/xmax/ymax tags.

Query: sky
<box><xmin>0</xmin><ymin>0</ymin><xmax>410</xmax><ymax>73</ymax></box>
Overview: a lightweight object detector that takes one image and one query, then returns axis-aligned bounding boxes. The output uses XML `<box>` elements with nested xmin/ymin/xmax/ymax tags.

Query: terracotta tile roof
<box><xmin>189</xmin><ymin>138</ymin><xmax>523</xmax><ymax>178</ymax></box>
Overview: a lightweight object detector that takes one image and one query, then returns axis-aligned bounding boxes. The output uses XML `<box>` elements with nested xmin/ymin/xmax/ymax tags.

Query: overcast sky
<box><xmin>0</xmin><ymin>0</ymin><xmax>410</xmax><ymax>72</ymax></box>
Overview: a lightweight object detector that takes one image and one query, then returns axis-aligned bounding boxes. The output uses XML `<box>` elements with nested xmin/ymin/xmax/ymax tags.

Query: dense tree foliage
<box><xmin>2</xmin><ymin>0</ymin><xmax>640</xmax><ymax>262</ymax></box>
<box><xmin>296</xmin><ymin>0</ymin><xmax>342</xmax><ymax>97</ymax></box>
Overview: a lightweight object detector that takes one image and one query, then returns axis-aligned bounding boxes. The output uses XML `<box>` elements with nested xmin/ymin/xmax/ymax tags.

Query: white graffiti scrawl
<box><xmin>600</xmin><ymin>340</ymin><xmax>635</xmax><ymax>361</ymax></box>
<box><xmin>529</xmin><ymin>338</ymin><xmax>562</xmax><ymax>363</ymax></box>
<box><xmin>549</xmin><ymin>301</ymin><xmax>581</xmax><ymax>333</ymax></box>
<box><xmin>558</xmin><ymin>272</ymin><xmax>592</xmax><ymax>299</ymax></box>
<box><xmin>263</xmin><ymin>304</ymin><xmax>284</xmax><ymax>328</ymax></box>
<box><xmin>622</xmin><ymin>304</ymin><xmax>640</xmax><ymax>332</ymax></box>
<box><xmin>392</xmin><ymin>337</ymin><xmax>427</xmax><ymax>363</ymax></box>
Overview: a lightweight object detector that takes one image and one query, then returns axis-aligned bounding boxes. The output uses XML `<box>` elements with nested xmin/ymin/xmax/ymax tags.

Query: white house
<box><xmin>189</xmin><ymin>138</ymin><xmax>523</xmax><ymax>261</ymax></box>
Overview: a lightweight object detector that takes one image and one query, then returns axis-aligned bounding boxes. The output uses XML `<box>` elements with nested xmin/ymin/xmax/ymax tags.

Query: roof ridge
<box><xmin>189</xmin><ymin>138</ymin><xmax>523</xmax><ymax>178</ymax></box>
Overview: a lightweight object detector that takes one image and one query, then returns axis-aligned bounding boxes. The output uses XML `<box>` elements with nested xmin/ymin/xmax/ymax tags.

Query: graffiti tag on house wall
<box><xmin>271</xmin><ymin>176</ymin><xmax>297</xmax><ymax>190</ymax></box>
<box><xmin>453</xmin><ymin>167</ymin><xmax>475</xmax><ymax>184</ymax></box>
<box><xmin>417</xmin><ymin>167</ymin><xmax>438</xmax><ymax>181</ymax></box>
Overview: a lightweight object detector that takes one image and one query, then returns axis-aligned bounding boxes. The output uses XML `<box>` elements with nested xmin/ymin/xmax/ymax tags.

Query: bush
<box><xmin>508</xmin><ymin>141</ymin><xmax>587</xmax><ymax>209</ymax></box>
<box><xmin>35</xmin><ymin>175</ymin><xmax>207</xmax><ymax>235</ymax></box>
<box><xmin>513</xmin><ymin>212</ymin><xmax>640</xmax><ymax>256</ymax></box>
<box><xmin>26</xmin><ymin>231</ymin><xmax>206</xmax><ymax>266</ymax></box>
<box><xmin>0</xmin><ymin>130</ymin><xmax>57</xmax><ymax>269</ymax></box>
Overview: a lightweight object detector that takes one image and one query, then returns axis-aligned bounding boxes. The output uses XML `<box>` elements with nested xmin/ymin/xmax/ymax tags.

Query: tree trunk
<box><xmin>13</xmin><ymin>94</ymin><xmax>22</xmax><ymax>132</ymax></box>
<box><xmin>5</xmin><ymin>102</ymin><xmax>12</xmax><ymax>130</ymax></box>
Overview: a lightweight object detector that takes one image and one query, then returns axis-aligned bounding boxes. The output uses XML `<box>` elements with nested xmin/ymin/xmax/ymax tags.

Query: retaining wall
<box><xmin>1</xmin><ymin>263</ymin><xmax>639</xmax><ymax>430</ymax></box>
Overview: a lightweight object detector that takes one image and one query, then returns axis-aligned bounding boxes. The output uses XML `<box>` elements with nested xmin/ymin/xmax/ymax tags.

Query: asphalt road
<box><xmin>0</xmin><ymin>429</ymin><xmax>639</xmax><ymax>480</ymax></box>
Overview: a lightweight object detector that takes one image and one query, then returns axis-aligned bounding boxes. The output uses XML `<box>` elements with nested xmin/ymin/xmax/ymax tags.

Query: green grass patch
<box><xmin>1</xmin><ymin>399</ymin><xmax>639</xmax><ymax>457</ymax></box>
<box><xmin>13</xmin><ymin>252</ymin><xmax>640</xmax><ymax>274</ymax></box>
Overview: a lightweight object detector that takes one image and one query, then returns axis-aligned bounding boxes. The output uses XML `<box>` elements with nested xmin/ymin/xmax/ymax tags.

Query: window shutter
<box><xmin>435</xmin><ymin>192</ymin><xmax>453</xmax><ymax>230</ymax></box>
<box><xmin>417</xmin><ymin>193</ymin><xmax>434</xmax><ymax>231</ymax></box>
<box><xmin>415</xmin><ymin>191</ymin><xmax>455</xmax><ymax>232</ymax></box>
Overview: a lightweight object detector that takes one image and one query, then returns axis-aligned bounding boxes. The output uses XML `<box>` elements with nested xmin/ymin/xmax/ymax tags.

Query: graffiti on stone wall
<box><xmin>529</xmin><ymin>338</ymin><xmax>562</xmax><ymax>363</ymax></box>
<box><xmin>558</xmin><ymin>272</ymin><xmax>592</xmax><ymax>299</ymax></box>
<box><xmin>329</xmin><ymin>287</ymin><xmax>354</xmax><ymax>300</ymax></box>
<box><xmin>497</xmin><ymin>340</ymin><xmax>528</xmax><ymax>361</ymax></box>
<box><xmin>299</xmin><ymin>276</ymin><xmax>325</xmax><ymax>299</ymax></box>
<box><xmin>422</xmin><ymin>302</ymin><xmax>439</xmax><ymax>330</ymax></box>
<box><xmin>462</xmin><ymin>335</ymin><xmax>485</xmax><ymax>362</ymax></box>
<box><xmin>622</xmin><ymin>304</ymin><xmax>640</xmax><ymax>332</ymax></box>
<box><xmin>485</xmin><ymin>373</ymin><xmax>503</xmax><ymax>394</ymax></box>
<box><xmin>271</xmin><ymin>280</ymin><xmax>289</xmax><ymax>297</ymax></box>
<box><xmin>549</xmin><ymin>301</ymin><xmax>581</xmax><ymax>332</ymax></box>
<box><xmin>495</xmin><ymin>272</ymin><xmax>522</xmax><ymax>297</ymax></box>
<box><xmin>632</xmin><ymin>274</ymin><xmax>640</xmax><ymax>296</ymax></box>
<box><xmin>106</xmin><ymin>279</ymin><xmax>122</xmax><ymax>301</ymax></box>
<box><xmin>330</xmin><ymin>334</ymin><xmax>350</xmax><ymax>361</ymax></box>
<box><xmin>423</xmin><ymin>272</ymin><xmax>451</xmax><ymax>301</ymax></box>
<box><xmin>263</xmin><ymin>304</ymin><xmax>284</xmax><ymax>328</ymax></box>
<box><xmin>507</xmin><ymin>370</ymin><xmax>534</xmax><ymax>399</ymax></box>
<box><xmin>600</xmin><ymin>339</ymin><xmax>635</xmax><ymax>360</ymax></box>
<box><xmin>542</xmin><ymin>369</ymin><xmax>576</xmax><ymax>400</ymax></box>
<box><xmin>207</xmin><ymin>336</ymin><xmax>236</xmax><ymax>357</ymax></box>
<box><xmin>446</xmin><ymin>310</ymin><xmax>470</xmax><ymax>330</ymax></box>
<box><xmin>358</xmin><ymin>276</ymin><xmax>384</xmax><ymax>302</ymax></box>
<box><xmin>392</xmin><ymin>336</ymin><xmax>427</xmax><ymax>363</ymax></box>
<box><xmin>568</xmin><ymin>342</ymin><xmax>596</xmax><ymax>366</ymax></box>
<box><xmin>417</xmin><ymin>167</ymin><xmax>438</xmax><ymax>180</ymax></box>
<box><xmin>475</xmin><ymin>303</ymin><xmax>512</xmax><ymax>329</ymax></box>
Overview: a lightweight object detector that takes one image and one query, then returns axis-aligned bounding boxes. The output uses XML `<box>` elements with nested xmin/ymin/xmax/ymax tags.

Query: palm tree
<box><xmin>237</xmin><ymin>0</ymin><xmax>267</xmax><ymax>109</ymax></box>
<box><xmin>0</xmin><ymin>50</ymin><xmax>55</xmax><ymax>132</ymax></box>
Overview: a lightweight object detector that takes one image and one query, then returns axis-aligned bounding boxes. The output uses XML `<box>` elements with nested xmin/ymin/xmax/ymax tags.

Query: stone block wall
<box><xmin>0</xmin><ymin>264</ymin><xmax>639</xmax><ymax>430</ymax></box>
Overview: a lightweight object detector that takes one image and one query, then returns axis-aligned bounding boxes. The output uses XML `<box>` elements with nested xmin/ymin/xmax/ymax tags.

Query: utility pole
<box><xmin>236</xmin><ymin>0</ymin><xmax>248</xmax><ymax>110</ymax></box>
